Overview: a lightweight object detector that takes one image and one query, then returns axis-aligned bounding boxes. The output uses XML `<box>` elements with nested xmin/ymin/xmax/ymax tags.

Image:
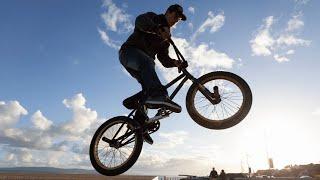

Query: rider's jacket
<box><xmin>120</xmin><ymin>12</ymin><xmax>176</xmax><ymax>68</ymax></box>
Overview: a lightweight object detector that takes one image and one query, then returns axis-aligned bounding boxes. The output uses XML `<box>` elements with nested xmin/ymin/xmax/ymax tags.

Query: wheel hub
<box><xmin>211</xmin><ymin>86</ymin><xmax>221</xmax><ymax>104</ymax></box>
<box><xmin>102</xmin><ymin>137</ymin><xmax>121</xmax><ymax>149</ymax></box>
<box><xmin>109</xmin><ymin>140</ymin><xmax>121</xmax><ymax>149</ymax></box>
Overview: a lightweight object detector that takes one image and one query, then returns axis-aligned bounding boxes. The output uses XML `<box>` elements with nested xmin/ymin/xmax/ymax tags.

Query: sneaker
<box><xmin>145</xmin><ymin>96</ymin><xmax>181</xmax><ymax>113</ymax></box>
<box><xmin>143</xmin><ymin>133</ymin><xmax>153</xmax><ymax>145</ymax></box>
<box><xmin>123</xmin><ymin>92</ymin><xmax>142</xmax><ymax>109</ymax></box>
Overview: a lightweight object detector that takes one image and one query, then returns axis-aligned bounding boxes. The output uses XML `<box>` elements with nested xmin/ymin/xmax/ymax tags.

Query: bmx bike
<box><xmin>89</xmin><ymin>39</ymin><xmax>252</xmax><ymax>176</ymax></box>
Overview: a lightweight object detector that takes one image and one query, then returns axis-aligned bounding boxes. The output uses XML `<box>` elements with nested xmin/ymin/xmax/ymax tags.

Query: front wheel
<box><xmin>186</xmin><ymin>71</ymin><xmax>252</xmax><ymax>129</ymax></box>
<box><xmin>89</xmin><ymin>116</ymin><xmax>143</xmax><ymax>176</ymax></box>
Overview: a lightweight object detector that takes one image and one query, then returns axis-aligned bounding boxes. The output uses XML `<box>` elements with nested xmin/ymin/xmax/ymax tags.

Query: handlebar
<box><xmin>168</xmin><ymin>38</ymin><xmax>188</xmax><ymax>73</ymax></box>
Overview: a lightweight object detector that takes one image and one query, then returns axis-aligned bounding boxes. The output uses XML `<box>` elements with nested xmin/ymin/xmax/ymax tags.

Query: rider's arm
<box><xmin>135</xmin><ymin>12</ymin><xmax>160</xmax><ymax>34</ymax></box>
<box><xmin>157</xmin><ymin>42</ymin><xmax>177</xmax><ymax>68</ymax></box>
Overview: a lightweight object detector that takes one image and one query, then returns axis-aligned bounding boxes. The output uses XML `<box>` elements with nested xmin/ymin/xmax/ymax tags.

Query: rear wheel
<box><xmin>186</xmin><ymin>71</ymin><xmax>252</xmax><ymax>129</ymax></box>
<box><xmin>89</xmin><ymin>116</ymin><xmax>143</xmax><ymax>176</ymax></box>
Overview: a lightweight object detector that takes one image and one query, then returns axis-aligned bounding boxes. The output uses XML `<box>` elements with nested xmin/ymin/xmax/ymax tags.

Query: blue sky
<box><xmin>0</xmin><ymin>0</ymin><xmax>320</xmax><ymax>176</ymax></box>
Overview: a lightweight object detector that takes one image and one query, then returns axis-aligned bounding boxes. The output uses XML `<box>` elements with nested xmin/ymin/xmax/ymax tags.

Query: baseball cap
<box><xmin>167</xmin><ymin>4</ymin><xmax>187</xmax><ymax>21</ymax></box>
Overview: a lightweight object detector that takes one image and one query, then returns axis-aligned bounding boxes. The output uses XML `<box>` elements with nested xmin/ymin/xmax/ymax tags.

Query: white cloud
<box><xmin>47</xmin><ymin>151</ymin><xmax>64</xmax><ymax>167</ymax></box>
<box><xmin>62</xmin><ymin>93</ymin><xmax>98</xmax><ymax>134</ymax></box>
<box><xmin>97</xmin><ymin>28</ymin><xmax>120</xmax><ymax>49</ymax></box>
<box><xmin>294</xmin><ymin>0</ymin><xmax>310</xmax><ymax>5</ymax></box>
<box><xmin>274</xmin><ymin>54</ymin><xmax>289</xmax><ymax>63</ymax></box>
<box><xmin>2</xmin><ymin>146</ymin><xmax>92</xmax><ymax>169</ymax></box>
<box><xmin>192</xmin><ymin>11</ymin><xmax>225</xmax><ymax>42</ymax></box>
<box><xmin>250</xmin><ymin>16</ymin><xmax>275</xmax><ymax>56</ymax></box>
<box><xmin>0</xmin><ymin>94</ymin><xmax>100</xmax><ymax>152</ymax></box>
<box><xmin>101</xmin><ymin>0</ymin><xmax>133</xmax><ymax>33</ymax></box>
<box><xmin>286</xmin><ymin>49</ymin><xmax>295</xmax><ymax>55</ymax></box>
<box><xmin>191</xmin><ymin>44</ymin><xmax>233</xmax><ymax>69</ymax></box>
<box><xmin>2</xmin><ymin>127</ymin><xmax>53</xmax><ymax>150</ymax></box>
<box><xmin>157</xmin><ymin>37</ymin><xmax>234</xmax><ymax>83</ymax></box>
<box><xmin>6</xmin><ymin>153</ymin><xmax>15</xmax><ymax>161</ymax></box>
<box><xmin>188</xmin><ymin>22</ymin><xmax>194</xmax><ymax>30</ymax></box>
<box><xmin>286</xmin><ymin>14</ymin><xmax>304</xmax><ymax>32</ymax></box>
<box><xmin>31</xmin><ymin>110</ymin><xmax>53</xmax><ymax>131</ymax></box>
<box><xmin>3</xmin><ymin>128</ymin><xmax>31</xmax><ymax>143</ymax></box>
<box><xmin>99</xmin><ymin>0</ymin><xmax>130</xmax><ymax>49</ymax></box>
<box><xmin>5</xmin><ymin>148</ymin><xmax>34</xmax><ymax>165</ymax></box>
<box><xmin>188</xmin><ymin>6</ymin><xmax>195</xmax><ymax>14</ymax></box>
<box><xmin>276</xmin><ymin>34</ymin><xmax>311</xmax><ymax>46</ymax></box>
<box><xmin>250</xmin><ymin>14</ymin><xmax>310</xmax><ymax>62</ymax></box>
<box><xmin>20</xmin><ymin>149</ymin><xmax>33</xmax><ymax>163</ymax></box>
<box><xmin>155</xmin><ymin>131</ymin><xmax>189</xmax><ymax>149</ymax></box>
<box><xmin>0</xmin><ymin>94</ymin><xmax>106</xmax><ymax>169</ymax></box>
<box><xmin>202</xmin><ymin>11</ymin><xmax>225</xmax><ymax>33</ymax></box>
<box><xmin>0</xmin><ymin>101</ymin><xmax>28</xmax><ymax>130</ymax></box>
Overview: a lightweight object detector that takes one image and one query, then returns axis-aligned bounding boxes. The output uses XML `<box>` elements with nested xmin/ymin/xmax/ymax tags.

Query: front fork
<box><xmin>197</xmin><ymin>84</ymin><xmax>221</xmax><ymax>105</ymax></box>
<box><xmin>183</xmin><ymin>69</ymin><xmax>221</xmax><ymax>105</ymax></box>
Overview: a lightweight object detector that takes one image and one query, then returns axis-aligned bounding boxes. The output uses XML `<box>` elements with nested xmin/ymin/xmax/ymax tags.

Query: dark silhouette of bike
<box><xmin>89</xmin><ymin>39</ymin><xmax>252</xmax><ymax>176</ymax></box>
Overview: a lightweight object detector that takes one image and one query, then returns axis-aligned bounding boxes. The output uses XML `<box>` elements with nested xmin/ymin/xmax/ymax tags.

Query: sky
<box><xmin>0</xmin><ymin>0</ymin><xmax>320</xmax><ymax>176</ymax></box>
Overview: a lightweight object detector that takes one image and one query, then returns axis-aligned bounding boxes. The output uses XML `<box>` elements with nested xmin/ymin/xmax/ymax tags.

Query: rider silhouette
<box><xmin>209</xmin><ymin>167</ymin><xmax>218</xmax><ymax>179</ymax></box>
<box><xmin>119</xmin><ymin>5</ymin><xmax>187</xmax><ymax>144</ymax></box>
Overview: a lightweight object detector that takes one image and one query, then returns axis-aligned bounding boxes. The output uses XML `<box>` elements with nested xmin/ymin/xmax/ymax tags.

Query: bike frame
<box><xmin>105</xmin><ymin>39</ymin><xmax>220</xmax><ymax>148</ymax></box>
<box><xmin>126</xmin><ymin>68</ymin><xmax>194</xmax><ymax>123</ymax></box>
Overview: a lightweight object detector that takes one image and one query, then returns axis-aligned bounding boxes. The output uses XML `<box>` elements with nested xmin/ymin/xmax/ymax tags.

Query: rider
<box><xmin>119</xmin><ymin>4</ymin><xmax>187</xmax><ymax>114</ymax></box>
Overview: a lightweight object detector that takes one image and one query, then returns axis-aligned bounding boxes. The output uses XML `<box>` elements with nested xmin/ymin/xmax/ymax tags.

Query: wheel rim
<box><xmin>193</xmin><ymin>75</ymin><xmax>245</xmax><ymax>122</ymax></box>
<box><xmin>94</xmin><ymin>120</ymin><xmax>137</xmax><ymax>170</ymax></box>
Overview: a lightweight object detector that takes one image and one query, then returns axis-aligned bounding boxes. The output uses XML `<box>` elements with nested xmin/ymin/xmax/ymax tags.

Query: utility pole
<box><xmin>246</xmin><ymin>153</ymin><xmax>251</xmax><ymax>178</ymax></box>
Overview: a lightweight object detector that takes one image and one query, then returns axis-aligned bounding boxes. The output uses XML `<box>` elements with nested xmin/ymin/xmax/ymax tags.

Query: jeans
<box><xmin>119</xmin><ymin>47</ymin><xmax>167</xmax><ymax>98</ymax></box>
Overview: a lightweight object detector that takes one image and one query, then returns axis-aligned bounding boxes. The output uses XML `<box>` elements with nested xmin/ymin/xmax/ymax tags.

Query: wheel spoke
<box><xmin>224</xmin><ymin>98</ymin><xmax>240</xmax><ymax>109</ymax></box>
<box><xmin>193</xmin><ymin>77</ymin><xmax>244</xmax><ymax>121</ymax></box>
<box><xmin>223</xmin><ymin>100</ymin><xmax>239</xmax><ymax>112</ymax></box>
<box><xmin>94</xmin><ymin>119</ymin><xmax>138</xmax><ymax>169</ymax></box>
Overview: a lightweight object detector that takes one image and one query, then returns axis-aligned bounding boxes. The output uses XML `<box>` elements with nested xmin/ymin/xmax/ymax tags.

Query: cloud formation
<box><xmin>31</xmin><ymin>111</ymin><xmax>53</xmax><ymax>131</ymax></box>
<box><xmin>97</xmin><ymin>28</ymin><xmax>120</xmax><ymax>49</ymax></box>
<box><xmin>62</xmin><ymin>93</ymin><xmax>98</xmax><ymax>134</ymax></box>
<box><xmin>101</xmin><ymin>0</ymin><xmax>133</xmax><ymax>33</ymax></box>
<box><xmin>250</xmin><ymin>16</ymin><xmax>275</xmax><ymax>56</ymax></box>
<box><xmin>98</xmin><ymin>0</ymin><xmax>133</xmax><ymax>49</ymax></box>
<box><xmin>188</xmin><ymin>7</ymin><xmax>195</xmax><ymax>14</ymax></box>
<box><xmin>0</xmin><ymin>101</ymin><xmax>28</xmax><ymax>130</ymax></box>
<box><xmin>192</xmin><ymin>11</ymin><xmax>225</xmax><ymax>42</ymax></box>
<box><xmin>250</xmin><ymin>14</ymin><xmax>310</xmax><ymax>62</ymax></box>
<box><xmin>157</xmin><ymin>36</ymin><xmax>234</xmax><ymax>83</ymax></box>
<box><xmin>0</xmin><ymin>94</ymin><xmax>103</xmax><ymax>168</ymax></box>
<box><xmin>155</xmin><ymin>131</ymin><xmax>189</xmax><ymax>149</ymax></box>
<box><xmin>153</xmin><ymin>10</ymin><xmax>234</xmax><ymax>84</ymax></box>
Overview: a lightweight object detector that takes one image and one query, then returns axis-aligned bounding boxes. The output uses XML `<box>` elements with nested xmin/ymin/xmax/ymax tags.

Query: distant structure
<box><xmin>268</xmin><ymin>158</ymin><xmax>274</xmax><ymax>169</ymax></box>
<box><xmin>265</xmin><ymin>130</ymin><xmax>275</xmax><ymax>170</ymax></box>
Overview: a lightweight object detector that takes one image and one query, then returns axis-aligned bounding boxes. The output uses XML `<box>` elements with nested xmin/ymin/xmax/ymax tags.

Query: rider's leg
<box><xmin>128</xmin><ymin>50</ymin><xmax>181</xmax><ymax>113</ymax></box>
<box><xmin>119</xmin><ymin>48</ymin><xmax>166</xmax><ymax>96</ymax></box>
<box><xmin>119</xmin><ymin>47</ymin><xmax>181</xmax><ymax>113</ymax></box>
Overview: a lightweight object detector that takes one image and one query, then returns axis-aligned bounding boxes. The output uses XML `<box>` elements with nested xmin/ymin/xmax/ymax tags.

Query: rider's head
<box><xmin>165</xmin><ymin>4</ymin><xmax>186</xmax><ymax>27</ymax></box>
